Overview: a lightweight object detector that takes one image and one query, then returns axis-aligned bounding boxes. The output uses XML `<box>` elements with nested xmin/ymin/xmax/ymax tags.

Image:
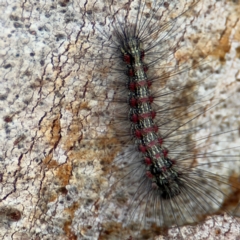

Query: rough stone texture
<box><xmin>0</xmin><ymin>0</ymin><xmax>240</xmax><ymax>239</ymax></box>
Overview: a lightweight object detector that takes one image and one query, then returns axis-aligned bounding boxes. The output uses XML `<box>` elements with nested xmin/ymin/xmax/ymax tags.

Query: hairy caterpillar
<box><xmin>76</xmin><ymin>0</ymin><xmax>240</xmax><ymax>239</ymax></box>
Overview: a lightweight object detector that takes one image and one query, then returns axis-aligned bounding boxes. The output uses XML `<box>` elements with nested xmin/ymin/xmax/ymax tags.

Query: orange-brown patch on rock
<box><xmin>39</xmin><ymin>114</ymin><xmax>62</xmax><ymax>147</ymax></box>
<box><xmin>210</xmin><ymin>26</ymin><xmax>231</xmax><ymax>63</ymax></box>
<box><xmin>236</xmin><ymin>46</ymin><xmax>240</xmax><ymax>59</ymax></box>
<box><xmin>63</xmin><ymin>202</ymin><xmax>79</xmax><ymax>240</ymax></box>
<box><xmin>56</xmin><ymin>162</ymin><xmax>72</xmax><ymax>186</ymax></box>
<box><xmin>80</xmin><ymin>101</ymin><xmax>91</xmax><ymax>111</ymax></box>
<box><xmin>51</xmin><ymin>116</ymin><xmax>62</xmax><ymax>147</ymax></box>
<box><xmin>63</xmin><ymin>220</ymin><xmax>77</xmax><ymax>240</ymax></box>
<box><xmin>220</xmin><ymin>172</ymin><xmax>240</xmax><ymax>213</ymax></box>
<box><xmin>42</xmin><ymin>153</ymin><xmax>58</xmax><ymax>169</ymax></box>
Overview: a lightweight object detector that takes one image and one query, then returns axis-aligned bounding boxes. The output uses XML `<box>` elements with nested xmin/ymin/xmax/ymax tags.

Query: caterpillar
<box><xmin>78</xmin><ymin>0</ymin><xmax>240</xmax><ymax>239</ymax></box>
